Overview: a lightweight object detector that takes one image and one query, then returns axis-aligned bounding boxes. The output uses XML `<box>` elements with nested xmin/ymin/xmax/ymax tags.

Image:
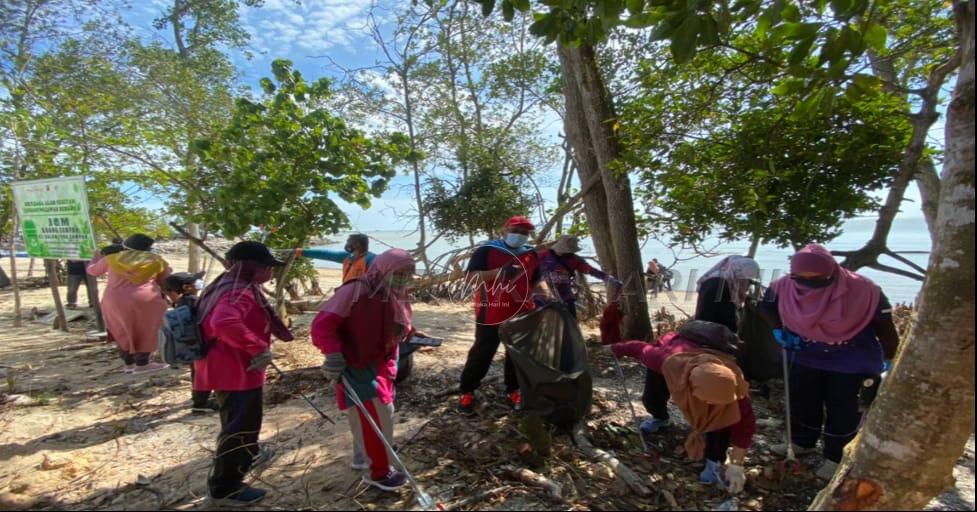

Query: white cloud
<box><xmin>240</xmin><ymin>0</ymin><xmax>377</xmax><ymax>58</ymax></box>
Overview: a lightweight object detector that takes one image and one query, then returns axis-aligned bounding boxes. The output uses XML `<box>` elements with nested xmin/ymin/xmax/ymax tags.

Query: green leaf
<box><xmin>781</xmin><ymin>3</ymin><xmax>801</xmax><ymax>22</ymax></box>
<box><xmin>502</xmin><ymin>0</ymin><xmax>514</xmax><ymax>21</ymax></box>
<box><xmin>863</xmin><ymin>23</ymin><xmax>887</xmax><ymax>52</ymax></box>
<box><xmin>627</xmin><ymin>0</ymin><xmax>646</xmax><ymax>15</ymax></box>
<box><xmin>670</xmin><ymin>14</ymin><xmax>701</xmax><ymax>63</ymax></box>
<box><xmin>788</xmin><ymin>36</ymin><xmax>817</xmax><ymax>66</ymax></box>
<box><xmin>478</xmin><ymin>0</ymin><xmax>495</xmax><ymax>17</ymax></box>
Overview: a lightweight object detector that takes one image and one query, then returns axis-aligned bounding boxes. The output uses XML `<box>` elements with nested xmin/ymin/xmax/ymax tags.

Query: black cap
<box><xmin>123</xmin><ymin>234</ymin><xmax>155</xmax><ymax>252</ymax></box>
<box><xmin>164</xmin><ymin>271</ymin><xmax>206</xmax><ymax>292</ymax></box>
<box><xmin>225</xmin><ymin>241</ymin><xmax>285</xmax><ymax>267</ymax></box>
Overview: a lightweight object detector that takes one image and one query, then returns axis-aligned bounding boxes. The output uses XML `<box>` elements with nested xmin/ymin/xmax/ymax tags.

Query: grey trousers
<box><xmin>347</xmin><ymin>398</ymin><xmax>394</xmax><ymax>467</ymax></box>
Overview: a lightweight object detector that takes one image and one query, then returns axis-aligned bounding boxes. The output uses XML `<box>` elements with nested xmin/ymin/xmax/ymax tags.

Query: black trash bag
<box><xmin>396</xmin><ymin>341</ymin><xmax>419</xmax><ymax>384</ymax></box>
<box><xmin>737</xmin><ymin>298</ymin><xmax>782</xmax><ymax>382</ymax></box>
<box><xmin>500</xmin><ymin>302</ymin><xmax>592</xmax><ymax>428</ymax></box>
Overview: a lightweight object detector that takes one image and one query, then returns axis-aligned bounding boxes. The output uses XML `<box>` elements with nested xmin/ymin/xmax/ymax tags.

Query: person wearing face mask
<box><xmin>758</xmin><ymin>244</ymin><xmax>900</xmax><ymax>481</ymax></box>
<box><xmin>311</xmin><ymin>249</ymin><xmax>418</xmax><ymax>492</ymax></box>
<box><xmin>194</xmin><ymin>241</ymin><xmax>295</xmax><ymax>507</ymax></box>
<box><xmin>294</xmin><ymin>234</ymin><xmax>376</xmax><ymax>284</ymax></box>
<box><xmin>458</xmin><ymin>215</ymin><xmax>541</xmax><ymax>414</ymax></box>
<box><xmin>535</xmin><ymin>235</ymin><xmax>621</xmax><ymax>319</ymax></box>
<box><xmin>87</xmin><ymin>234</ymin><xmax>172</xmax><ymax>375</ymax></box>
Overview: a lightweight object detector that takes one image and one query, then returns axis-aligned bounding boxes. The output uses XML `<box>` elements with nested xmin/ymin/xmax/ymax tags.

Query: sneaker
<box><xmin>122</xmin><ymin>365</ymin><xmax>135</xmax><ymax>374</ymax></box>
<box><xmin>816</xmin><ymin>460</ymin><xmax>839</xmax><ymax>481</ymax></box>
<box><xmin>639</xmin><ymin>417</ymin><xmax>671</xmax><ymax>435</ymax></box>
<box><xmin>771</xmin><ymin>442</ymin><xmax>816</xmax><ymax>457</ymax></box>
<box><xmin>251</xmin><ymin>445</ymin><xmax>276</xmax><ymax>471</ymax></box>
<box><xmin>508</xmin><ymin>390</ymin><xmax>522</xmax><ymax>410</ymax></box>
<box><xmin>458</xmin><ymin>392</ymin><xmax>476</xmax><ymax>414</ymax></box>
<box><xmin>351</xmin><ymin>457</ymin><xmax>371</xmax><ymax>471</ymax></box>
<box><xmin>131</xmin><ymin>362</ymin><xmax>169</xmax><ymax>375</ymax></box>
<box><xmin>362</xmin><ymin>469</ymin><xmax>408</xmax><ymax>492</ymax></box>
<box><xmin>191</xmin><ymin>399</ymin><xmax>220</xmax><ymax>415</ymax></box>
<box><xmin>206</xmin><ymin>485</ymin><xmax>267</xmax><ymax>508</ymax></box>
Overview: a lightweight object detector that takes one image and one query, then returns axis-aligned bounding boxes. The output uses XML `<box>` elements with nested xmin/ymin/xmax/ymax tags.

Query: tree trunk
<box><xmin>556</xmin><ymin>44</ymin><xmax>616</xmax><ymax>275</ymax></box>
<box><xmin>916</xmin><ymin>156</ymin><xmax>942</xmax><ymax>247</ymax></box>
<box><xmin>559</xmin><ymin>41</ymin><xmax>650</xmax><ymax>340</ymax></box>
<box><xmin>747</xmin><ymin>234</ymin><xmax>761</xmax><ymax>259</ymax></box>
<box><xmin>45</xmin><ymin>259</ymin><xmax>68</xmax><ymax>332</ymax></box>
<box><xmin>810</xmin><ymin>3</ymin><xmax>975</xmax><ymax>508</ymax></box>
<box><xmin>187</xmin><ymin>222</ymin><xmax>202</xmax><ymax>273</ymax></box>
<box><xmin>6</xmin><ymin>215</ymin><xmax>22</xmax><ymax>327</ymax></box>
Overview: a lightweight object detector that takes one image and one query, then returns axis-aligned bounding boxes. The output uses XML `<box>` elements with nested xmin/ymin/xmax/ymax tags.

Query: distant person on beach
<box><xmin>758</xmin><ymin>244</ymin><xmax>900</xmax><ymax>481</ymax></box>
<box><xmin>65</xmin><ymin>259</ymin><xmax>91</xmax><ymax>309</ymax></box>
<box><xmin>646</xmin><ymin>258</ymin><xmax>664</xmax><ymax>294</ymax></box>
<box><xmin>87</xmin><ymin>234</ymin><xmax>171</xmax><ymax>375</ymax></box>
<box><xmin>163</xmin><ymin>271</ymin><xmax>218</xmax><ymax>414</ymax></box>
<box><xmin>695</xmin><ymin>255</ymin><xmax>760</xmax><ymax>332</ymax></box>
<box><xmin>458</xmin><ymin>215</ymin><xmax>541</xmax><ymax>414</ymax></box>
<box><xmin>312</xmin><ymin>249</ymin><xmax>419</xmax><ymax>492</ymax></box>
<box><xmin>194</xmin><ymin>241</ymin><xmax>294</xmax><ymax>507</ymax></box>
<box><xmin>535</xmin><ymin>235</ymin><xmax>621</xmax><ymax>319</ymax></box>
<box><xmin>295</xmin><ymin>234</ymin><xmax>376</xmax><ymax>284</ymax></box>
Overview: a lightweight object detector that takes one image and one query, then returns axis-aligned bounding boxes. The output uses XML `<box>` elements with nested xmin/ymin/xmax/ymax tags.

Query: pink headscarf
<box><xmin>320</xmin><ymin>248</ymin><xmax>415</xmax><ymax>333</ymax></box>
<box><xmin>771</xmin><ymin>244</ymin><xmax>881</xmax><ymax>344</ymax></box>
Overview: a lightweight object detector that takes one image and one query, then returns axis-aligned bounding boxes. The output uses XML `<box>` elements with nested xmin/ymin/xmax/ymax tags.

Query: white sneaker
<box><xmin>131</xmin><ymin>362</ymin><xmax>169</xmax><ymax>375</ymax></box>
<box><xmin>816</xmin><ymin>460</ymin><xmax>839</xmax><ymax>480</ymax></box>
<box><xmin>351</xmin><ymin>458</ymin><xmax>370</xmax><ymax>471</ymax></box>
<box><xmin>122</xmin><ymin>365</ymin><xmax>135</xmax><ymax>374</ymax></box>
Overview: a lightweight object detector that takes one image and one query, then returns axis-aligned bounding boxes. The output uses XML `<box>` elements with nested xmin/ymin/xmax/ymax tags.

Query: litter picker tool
<box><xmin>269</xmin><ymin>362</ymin><xmax>335</xmax><ymax>424</ymax></box>
<box><xmin>777</xmin><ymin>348</ymin><xmax>803</xmax><ymax>477</ymax></box>
<box><xmin>610</xmin><ymin>353</ymin><xmax>652</xmax><ymax>455</ymax></box>
<box><xmin>341</xmin><ymin>376</ymin><xmax>441</xmax><ymax>511</ymax></box>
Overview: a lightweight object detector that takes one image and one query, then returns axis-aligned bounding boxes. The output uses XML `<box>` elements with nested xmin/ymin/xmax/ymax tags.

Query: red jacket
<box><xmin>612</xmin><ymin>334</ymin><xmax>757</xmax><ymax>449</ymax></box>
<box><xmin>194</xmin><ymin>289</ymin><xmax>273</xmax><ymax>392</ymax></box>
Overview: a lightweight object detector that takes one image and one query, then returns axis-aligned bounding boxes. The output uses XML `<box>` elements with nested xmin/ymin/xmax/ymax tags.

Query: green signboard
<box><xmin>11</xmin><ymin>176</ymin><xmax>97</xmax><ymax>259</ymax></box>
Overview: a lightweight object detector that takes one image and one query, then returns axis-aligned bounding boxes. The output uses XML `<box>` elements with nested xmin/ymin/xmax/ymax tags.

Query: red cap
<box><xmin>504</xmin><ymin>215</ymin><xmax>535</xmax><ymax>230</ymax></box>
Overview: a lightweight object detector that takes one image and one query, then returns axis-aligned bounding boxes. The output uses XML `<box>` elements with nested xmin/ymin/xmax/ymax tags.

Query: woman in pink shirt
<box><xmin>312</xmin><ymin>249</ymin><xmax>417</xmax><ymax>492</ymax></box>
<box><xmin>194</xmin><ymin>241</ymin><xmax>294</xmax><ymax>507</ymax></box>
<box><xmin>87</xmin><ymin>234</ymin><xmax>171</xmax><ymax>374</ymax></box>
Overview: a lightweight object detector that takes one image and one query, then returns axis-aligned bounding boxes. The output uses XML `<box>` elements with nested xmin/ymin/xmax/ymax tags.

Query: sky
<box><xmin>117</xmin><ymin>0</ymin><xmax>934</xmax><ymax>232</ymax></box>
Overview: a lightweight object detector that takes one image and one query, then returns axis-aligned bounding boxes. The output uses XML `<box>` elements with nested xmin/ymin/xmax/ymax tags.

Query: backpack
<box><xmin>158</xmin><ymin>302</ymin><xmax>207</xmax><ymax>365</ymax></box>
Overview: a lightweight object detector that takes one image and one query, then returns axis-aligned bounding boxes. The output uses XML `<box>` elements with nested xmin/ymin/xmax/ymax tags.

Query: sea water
<box><xmin>312</xmin><ymin>216</ymin><xmax>931</xmax><ymax>304</ymax></box>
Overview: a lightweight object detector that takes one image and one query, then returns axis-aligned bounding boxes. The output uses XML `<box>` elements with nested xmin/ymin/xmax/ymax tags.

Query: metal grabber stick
<box><xmin>610</xmin><ymin>353</ymin><xmax>651</xmax><ymax>454</ymax></box>
<box><xmin>269</xmin><ymin>362</ymin><xmax>335</xmax><ymax>424</ymax></box>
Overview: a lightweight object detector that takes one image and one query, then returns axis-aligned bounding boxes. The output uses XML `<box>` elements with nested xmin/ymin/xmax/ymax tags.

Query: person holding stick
<box><xmin>194</xmin><ymin>241</ymin><xmax>294</xmax><ymax>507</ymax></box>
<box><xmin>311</xmin><ymin>249</ymin><xmax>418</xmax><ymax>492</ymax></box>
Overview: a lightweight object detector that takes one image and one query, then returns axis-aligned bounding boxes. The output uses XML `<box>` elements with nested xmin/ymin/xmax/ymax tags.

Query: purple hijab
<box><xmin>771</xmin><ymin>244</ymin><xmax>881</xmax><ymax>344</ymax></box>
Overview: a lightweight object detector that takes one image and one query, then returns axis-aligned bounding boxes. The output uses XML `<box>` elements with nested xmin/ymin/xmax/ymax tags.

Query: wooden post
<box><xmin>6</xmin><ymin>214</ymin><xmax>22</xmax><ymax>327</ymax></box>
<box><xmin>85</xmin><ymin>273</ymin><xmax>104</xmax><ymax>331</ymax></box>
<box><xmin>45</xmin><ymin>259</ymin><xmax>68</xmax><ymax>331</ymax></box>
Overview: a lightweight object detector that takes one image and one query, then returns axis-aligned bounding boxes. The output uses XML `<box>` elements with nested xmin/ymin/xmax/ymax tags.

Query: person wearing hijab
<box><xmin>535</xmin><ymin>235</ymin><xmax>621</xmax><ymax>319</ymax></box>
<box><xmin>758</xmin><ymin>244</ymin><xmax>900</xmax><ymax>480</ymax></box>
<box><xmin>87</xmin><ymin>234</ymin><xmax>172</xmax><ymax>374</ymax></box>
<box><xmin>695</xmin><ymin>255</ymin><xmax>761</xmax><ymax>333</ymax></box>
<box><xmin>194</xmin><ymin>241</ymin><xmax>294</xmax><ymax>507</ymax></box>
<box><xmin>608</xmin><ymin>323</ymin><xmax>755</xmax><ymax>494</ymax></box>
<box><xmin>312</xmin><ymin>249</ymin><xmax>418</xmax><ymax>492</ymax></box>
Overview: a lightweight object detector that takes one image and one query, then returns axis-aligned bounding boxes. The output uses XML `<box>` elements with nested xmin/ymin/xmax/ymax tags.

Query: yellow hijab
<box><xmin>105</xmin><ymin>250</ymin><xmax>167</xmax><ymax>285</ymax></box>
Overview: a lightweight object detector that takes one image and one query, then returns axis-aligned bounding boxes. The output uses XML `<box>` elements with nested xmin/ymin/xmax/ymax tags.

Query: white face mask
<box><xmin>504</xmin><ymin>233</ymin><xmax>529</xmax><ymax>248</ymax></box>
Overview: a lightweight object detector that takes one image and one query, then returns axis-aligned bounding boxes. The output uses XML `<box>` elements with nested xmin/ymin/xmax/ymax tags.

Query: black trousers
<box><xmin>459</xmin><ymin>324</ymin><xmax>518</xmax><ymax>394</ymax></box>
<box><xmin>789</xmin><ymin>363</ymin><xmax>870</xmax><ymax>463</ymax></box>
<box><xmin>66</xmin><ymin>275</ymin><xmax>88</xmax><ymax>306</ymax></box>
<box><xmin>642</xmin><ymin>369</ymin><xmax>731</xmax><ymax>462</ymax></box>
<box><xmin>189</xmin><ymin>366</ymin><xmax>213</xmax><ymax>408</ymax></box>
<box><xmin>209</xmin><ymin>388</ymin><xmax>263</xmax><ymax>498</ymax></box>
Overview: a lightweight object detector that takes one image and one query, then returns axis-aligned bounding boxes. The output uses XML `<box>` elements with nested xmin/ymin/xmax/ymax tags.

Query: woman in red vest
<box><xmin>311</xmin><ymin>249</ymin><xmax>418</xmax><ymax>492</ymax></box>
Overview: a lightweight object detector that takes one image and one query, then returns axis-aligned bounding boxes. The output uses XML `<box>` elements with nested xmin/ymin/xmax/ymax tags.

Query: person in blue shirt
<box><xmin>296</xmin><ymin>234</ymin><xmax>376</xmax><ymax>284</ymax></box>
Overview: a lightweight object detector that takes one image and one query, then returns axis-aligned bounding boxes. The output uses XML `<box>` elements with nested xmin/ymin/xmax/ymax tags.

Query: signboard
<box><xmin>11</xmin><ymin>176</ymin><xmax>97</xmax><ymax>259</ymax></box>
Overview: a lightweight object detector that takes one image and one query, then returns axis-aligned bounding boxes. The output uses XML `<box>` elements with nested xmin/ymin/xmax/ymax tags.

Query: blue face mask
<box><xmin>504</xmin><ymin>233</ymin><xmax>529</xmax><ymax>248</ymax></box>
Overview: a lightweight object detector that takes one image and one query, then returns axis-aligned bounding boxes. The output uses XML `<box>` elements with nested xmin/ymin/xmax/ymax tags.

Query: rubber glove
<box><xmin>321</xmin><ymin>353</ymin><xmax>346</xmax><ymax>382</ymax></box>
<box><xmin>725</xmin><ymin>463</ymin><xmax>746</xmax><ymax>493</ymax></box>
<box><xmin>773</xmin><ymin>328</ymin><xmax>804</xmax><ymax>350</ymax></box>
<box><xmin>882</xmin><ymin>360</ymin><xmax>893</xmax><ymax>373</ymax></box>
<box><xmin>246</xmin><ymin>351</ymin><xmax>274</xmax><ymax>372</ymax></box>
